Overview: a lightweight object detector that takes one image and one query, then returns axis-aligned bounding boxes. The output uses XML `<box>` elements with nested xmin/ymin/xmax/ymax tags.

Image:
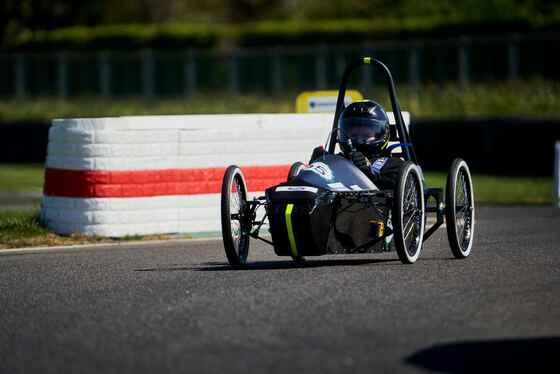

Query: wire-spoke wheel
<box><xmin>221</xmin><ymin>165</ymin><xmax>250</xmax><ymax>268</ymax></box>
<box><xmin>394</xmin><ymin>161</ymin><xmax>425</xmax><ymax>264</ymax></box>
<box><xmin>445</xmin><ymin>159</ymin><xmax>475</xmax><ymax>258</ymax></box>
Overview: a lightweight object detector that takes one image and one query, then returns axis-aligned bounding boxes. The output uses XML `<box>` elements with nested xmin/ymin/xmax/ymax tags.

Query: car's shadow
<box><xmin>134</xmin><ymin>257</ymin><xmax>401</xmax><ymax>272</ymax></box>
<box><xmin>196</xmin><ymin>257</ymin><xmax>399</xmax><ymax>271</ymax></box>
<box><xmin>405</xmin><ymin>337</ymin><xmax>560</xmax><ymax>373</ymax></box>
<box><xmin>133</xmin><ymin>254</ymin><xmax>464</xmax><ymax>272</ymax></box>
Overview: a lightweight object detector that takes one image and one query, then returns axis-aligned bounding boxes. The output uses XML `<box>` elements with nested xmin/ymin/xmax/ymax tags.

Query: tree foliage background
<box><xmin>2</xmin><ymin>0</ymin><xmax>559</xmax><ymax>43</ymax></box>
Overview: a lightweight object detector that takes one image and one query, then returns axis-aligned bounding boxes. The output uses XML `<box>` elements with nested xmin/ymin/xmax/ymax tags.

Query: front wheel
<box><xmin>221</xmin><ymin>165</ymin><xmax>250</xmax><ymax>268</ymax></box>
<box><xmin>445</xmin><ymin>159</ymin><xmax>475</xmax><ymax>258</ymax></box>
<box><xmin>394</xmin><ymin>161</ymin><xmax>425</xmax><ymax>264</ymax></box>
<box><xmin>287</xmin><ymin>161</ymin><xmax>306</xmax><ymax>181</ymax></box>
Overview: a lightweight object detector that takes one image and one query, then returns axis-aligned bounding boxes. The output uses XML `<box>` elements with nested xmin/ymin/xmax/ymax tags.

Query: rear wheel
<box><xmin>394</xmin><ymin>161</ymin><xmax>425</xmax><ymax>264</ymax></box>
<box><xmin>287</xmin><ymin>161</ymin><xmax>306</xmax><ymax>181</ymax></box>
<box><xmin>445</xmin><ymin>159</ymin><xmax>475</xmax><ymax>258</ymax></box>
<box><xmin>221</xmin><ymin>165</ymin><xmax>250</xmax><ymax>268</ymax></box>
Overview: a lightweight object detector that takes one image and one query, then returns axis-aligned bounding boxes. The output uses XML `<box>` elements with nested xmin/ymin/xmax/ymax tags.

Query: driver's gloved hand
<box><xmin>349</xmin><ymin>151</ymin><xmax>372</xmax><ymax>176</ymax></box>
<box><xmin>309</xmin><ymin>146</ymin><xmax>326</xmax><ymax>164</ymax></box>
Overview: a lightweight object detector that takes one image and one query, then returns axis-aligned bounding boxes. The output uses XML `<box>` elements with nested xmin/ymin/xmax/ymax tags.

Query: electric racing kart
<box><xmin>220</xmin><ymin>57</ymin><xmax>475</xmax><ymax>268</ymax></box>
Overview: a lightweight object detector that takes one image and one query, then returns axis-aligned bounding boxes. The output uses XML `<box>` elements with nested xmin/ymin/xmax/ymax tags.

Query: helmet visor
<box><xmin>338</xmin><ymin>118</ymin><xmax>388</xmax><ymax>144</ymax></box>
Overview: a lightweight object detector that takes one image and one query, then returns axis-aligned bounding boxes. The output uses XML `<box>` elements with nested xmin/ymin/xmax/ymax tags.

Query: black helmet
<box><xmin>338</xmin><ymin>100</ymin><xmax>390</xmax><ymax>156</ymax></box>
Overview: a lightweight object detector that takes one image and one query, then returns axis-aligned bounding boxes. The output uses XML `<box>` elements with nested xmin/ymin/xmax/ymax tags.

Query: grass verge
<box><xmin>0</xmin><ymin>79</ymin><xmax>559</xmax><ymax>121</ymax></box>
<box><xmin>0</xmin><ymin>164</ymin><xmax>45</xmax><ymax>191</ymax></box>
<box><xmin>0</xmin><ymin>210</ymin><xmax>185</xmax><ymax>250</ymax></box>
<box><xmin>423</xmin><ymin>172</ymin><xmax>556</xmax><ymax>205</ymax></box>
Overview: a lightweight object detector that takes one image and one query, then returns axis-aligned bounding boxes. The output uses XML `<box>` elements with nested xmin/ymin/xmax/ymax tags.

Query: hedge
<box><xmin>234</xmin><ymin>15</ymin><xmax>560</xmax><ymax>46</ymax></box>
<box><xmin>4</xmin><ymin>15</ymin><xmax>560</xmax><ymax>52</ymax></box>
<box><xmin>3</xmin><ymin>24</ymin><xmax>221</xmax><ymax>52</ymax></box>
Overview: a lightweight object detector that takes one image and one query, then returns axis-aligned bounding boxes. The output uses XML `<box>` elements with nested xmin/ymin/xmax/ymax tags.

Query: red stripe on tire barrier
<box><xmin>43</xmin><ymin>166</ymin><xmax>293</xmax><ymax>198</ymax></box>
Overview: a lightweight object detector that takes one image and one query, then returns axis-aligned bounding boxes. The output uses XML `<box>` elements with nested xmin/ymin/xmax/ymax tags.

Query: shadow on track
<box><xmin>405</xmin><ymin>336</ymin><xmax>559</xmax><ymax>373</ymax></box>
<box><xmin>133</xmin><ymin>256</ymin><xmax>463</xmax><ymax>273</ymax></box>
<box><xmin>132</xmin><ymin>258</ymin><xmax>399</xmax><ymax>272</ymax></box>
<box><xmin>196</xmin><ymin>257</ymin><xmax>399</xmax><ymax>271</ymax></box>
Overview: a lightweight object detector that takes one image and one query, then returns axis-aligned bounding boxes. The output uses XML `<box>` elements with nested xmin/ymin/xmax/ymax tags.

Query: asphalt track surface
<box><xmin>1</xmin><ymin>206</ymin><xmax>559</xmax><ymax>374</ymax></box>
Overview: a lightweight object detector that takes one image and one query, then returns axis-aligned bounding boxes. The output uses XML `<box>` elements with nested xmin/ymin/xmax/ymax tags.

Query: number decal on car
<box><xmin>306</xmin><ymin>162</ymin><xmax>335</xmax><ymax>182</ymax></box>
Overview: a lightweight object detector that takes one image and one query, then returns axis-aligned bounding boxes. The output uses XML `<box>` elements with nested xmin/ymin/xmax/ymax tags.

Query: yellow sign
<box><xmin>296</xmin><ymin>90</ymin><xmax>363</xmax><ymax>113</ymax></box>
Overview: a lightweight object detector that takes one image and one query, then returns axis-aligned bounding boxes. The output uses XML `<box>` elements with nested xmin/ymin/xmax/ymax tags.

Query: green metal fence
<box><xmin>1</xmin><ymin>32</ymin><xmax>558</xmax><ymax>100</ymax></box>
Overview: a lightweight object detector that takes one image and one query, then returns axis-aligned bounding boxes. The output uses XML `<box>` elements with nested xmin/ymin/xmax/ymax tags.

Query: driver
<box><xmin>310</xmin><ymin>100</ymin><xmax>403</xmax><ymax>190</ymax></box>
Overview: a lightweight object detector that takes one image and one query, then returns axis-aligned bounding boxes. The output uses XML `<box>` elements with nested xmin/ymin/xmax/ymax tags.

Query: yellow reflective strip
<box><xmin>285</xmin><ymin>204</ymin><xmax>298</xmax><ymax>257</ymax></box>
<box><xmin>380</xmin><ymin>136</ymin><xmax>390</xmax><ymax>150</ymax></box>
<box><xmin>363</xmin><ymin>57</ymin><xmax>372</xmax><ymax>64</ymax></box>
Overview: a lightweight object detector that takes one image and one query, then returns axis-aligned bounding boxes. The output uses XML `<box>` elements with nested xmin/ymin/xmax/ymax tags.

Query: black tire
<box><xmin>221</xmin><ymin>165</ymin><xmax>250</xmax><ymax>268</ymax></box>
<box><xmin>394</xmin><ymin>161</ymin><xmax>425</xmax><ymax>264</ymax></box>
<box><xmin>287</xmin><ymin>161</ymin><xmax>306</xmax><ymax>181</ymax></box>
<box><xmin>445</xmin><ymin>159</ymin><xmax>475</xmax><ymax>259</ymax></box>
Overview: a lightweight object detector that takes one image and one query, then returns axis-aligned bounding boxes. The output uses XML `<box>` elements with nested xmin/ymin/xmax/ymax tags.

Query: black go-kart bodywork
<box><xmin>266</xmin><ymin>154</ymin><xmax>391</xmax><ymax>257</ymax></box>
<box><xmin>221</xmin><ymin>57</ymin><xmax>475</xmax><ymax>268</ymax></box>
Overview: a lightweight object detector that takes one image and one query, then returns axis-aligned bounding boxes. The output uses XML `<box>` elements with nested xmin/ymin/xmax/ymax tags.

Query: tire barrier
<box><xmin>40</xmin><ymin>113</ymin><xmax>409</xmax><ymax>237</ymax></box>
